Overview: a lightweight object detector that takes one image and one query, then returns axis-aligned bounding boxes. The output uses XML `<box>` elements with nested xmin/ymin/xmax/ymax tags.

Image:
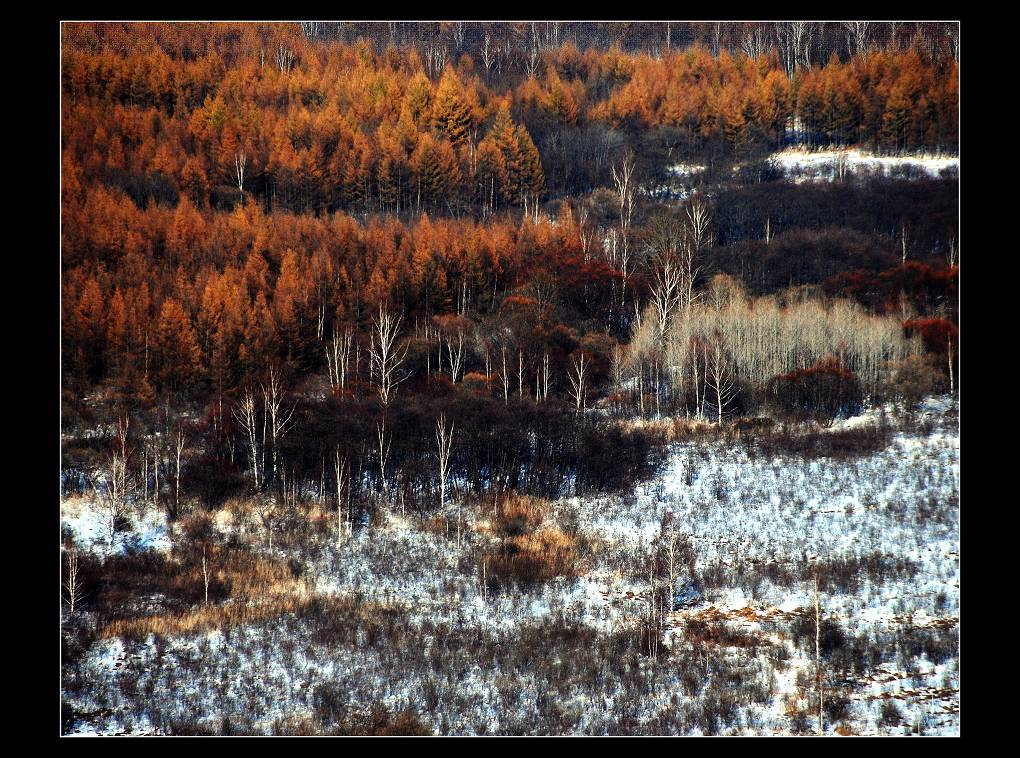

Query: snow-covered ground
<box><xmin>62</xmin><ymin>401</ymin><xmax>959</xmax><ymax>735</ymax></box>
<box><xmin>61</xmin><ymin>497</ymin><xmax>172</xmax><ymax>558</ymax></box>
<box><xmin>758</xmin><ymin>148</ymin><xmax>958</xmax><ymax>183</ymax></box>
<box><xmin>664</xmin><ymin>149</ymin><xmax>958</xmax><ymax>186</ymax></box>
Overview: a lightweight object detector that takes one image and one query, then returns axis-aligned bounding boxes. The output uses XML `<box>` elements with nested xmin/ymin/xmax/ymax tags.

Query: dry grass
<box><xmin>96</xmin><ymin>537</ymin><xmax>309</xmax><ymax>639</ymax></box>
<box><xmin>493</xmin><ymin>493</ymin><xmax>548</xmax><ymax>536</ymax></box>
<box><xmin>481</xmin><ymin>493</ymin><xmax>580</xmax><ymax>587</ymax></box>
<box><xmin>100</xmin><ymin>595</ymin><xmax>316</xmax><ymax>640</ymax></box>
<box><xmin>419</xmin><ymin>513</ymin><xmax>452</xmax><ymax>539</ymax></box>
<box><xmin>485</xmin><ymin>525</ymin><xmax>579</xmax><ymax>588</ymax></box>
<box><xmin>100</xmin><ymin>590</ymin><xmax>404</xmax><ymax>641</ymax></box>
<box><xmin>616</xmin><ymin>416</ymin><xmax>718</xmax><ymax>442</ymax></box>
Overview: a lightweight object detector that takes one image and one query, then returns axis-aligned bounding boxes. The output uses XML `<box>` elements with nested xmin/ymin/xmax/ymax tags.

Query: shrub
<box><xmin>746</xmin><ymin>421</ymin><xmax>891</xmax><ymax>459</ymax></box>
<box><xmin>879</xmin><ymin>354</ymin><xmax>944</xmax><ymax>406</ymax></box>
<box><xmin>312</xmin><ymin>689</ymin><xmax>432</xmax><ymax>736</ymax></box>
<box><xmin>880</xmin><ymin>700</ymin><xmax>902</xmax><ymax>727</ymax></box>
<box><xmin>825</xmin><ymin>690</ymin><xmax>852</xmax><ymax>722</ymax></box>
<box><xmin>765</xmin><ymin>357</ymin><xmax>863</xmax><ymax>422</ymax></box>
<box><xmin>574</xmin><ymin>420</ymin><xmax>667</xmax><ymax>493</ymax></box>
<box><xmin>791</xmin><ymin>615</ymin><xmax>847</xmax><ymax>659</ymax></box>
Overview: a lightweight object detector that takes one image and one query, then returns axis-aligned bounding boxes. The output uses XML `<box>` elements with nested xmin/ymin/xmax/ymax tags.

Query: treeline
<box><xmin>62</xmin><ymin>23</ymin><xmax>959</xmax><ymax>217</ymax></box>
<box><xmin>620</xmin><ymin>274</ymin><xmax>955</xmax><ymax>423</ymax></box>
<box><xmin>62</xmin><ymin>179</ymin><xmax>958</xmax><ymax>418</ymax></box>
<box><xmin>62</xmin><ymin>201</ymin><xmax>628</xmax><ymax>408</ymax></box>
<box><xmin>62</xmin><ymin>368</ymin><xmax>667</xmax><ymax>513</ymax></box>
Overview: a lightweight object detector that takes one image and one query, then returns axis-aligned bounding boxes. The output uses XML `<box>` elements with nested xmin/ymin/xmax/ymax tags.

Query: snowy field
<box><xmin>767</xmin><ymin>148</ymin><xmax>958</xmax><ymax>182</ymax></box>
<box><xmin>62</xmin><ymin>401</ymin><xmax>959</xmax><ymax>735</ymax></box>
<box><xmin>663</xmin><ymin>149</ymin><xmax>958</xmax><ymax>185</ymax></box>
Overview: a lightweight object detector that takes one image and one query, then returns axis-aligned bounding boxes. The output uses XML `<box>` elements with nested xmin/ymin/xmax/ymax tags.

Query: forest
<box><xmin>61</xmin><ymin>21</ymin><xmax>959</xmax><ymax>737</ymax></box>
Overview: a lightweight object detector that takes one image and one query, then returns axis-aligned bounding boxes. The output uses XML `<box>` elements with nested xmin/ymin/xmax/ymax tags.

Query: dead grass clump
<box><xmin>177</xmin><ymin>511</ymin><xmax>215</xmax><ymax>543</ymax></box>
<box><xmin>302</xmin><ymin>502</ymin><xmax>335</xmax><ymax>530</ymax></box>
<box><xmin>99</xmin><ymin>595</ymin><xmax>317</xmax><ymax>640</ymax></box>
<box><xmin>669</xmin><ymin>418</ymin><xmax>719</xmax><ymax>441</ymax></box>
<box><xmin>484</xmin><ymin>493</ymin><xmax>582</xmax><ymax>588</ymax></box>
<box><xmin>486</xmin><ymin>526</ymin><xmax>578</xmax><ymax>589</ymax></box>
<box><xmin>95</xmin><ymin>542</ymin><xmax>306</xmax><ymax>638</ymax></box>
<box><xmin>420</xmin><ymin>513</ymin><xmax>451</xmax><ymax>538</ymax></box>
<box><xmin>684</xmin><ymin>619</ymin><xmax>767</xmax><ymax>649</ymax></box>
<box><xmin>494</xmin><ymin>493</ymin><xmax>548</xmax><ymax>536</ymax></box>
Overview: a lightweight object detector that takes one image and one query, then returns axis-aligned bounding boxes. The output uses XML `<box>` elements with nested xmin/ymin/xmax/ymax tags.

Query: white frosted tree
<box><xmin>368</xmin><ymin>304</ymin><xmax>409</xmax><ymax>408</ymax></box>
<box><xmin>334</xmin><ymin>449</ymin><xmax>350</xmax><ymax>545</ymax></box>
<box><xmin>63</xmin><ymin>547</ymin><xmax>87</xmax><ymax>618</ymax></box>
<box><xmin>233</xmin><ymin>387</ymin><xmax>262</xmax><ymax>491</ymax></box>
<box><xmin>435</xmin><ymin>413</ymin><xmax>456</xmax><ymax>544</ymax></box>
<box><xmin>325</xmin><ymin>325</ymin><xmax>353</xmax><ymax>394</ymax></box>
<box><xmin>567</xmin><ymin>352</ymin><xmax>589</xmax><ymax>413</ymax></box>
<box><xmin>261</xmin><ymin>366</ymin><xmax>296</xmax><ymax>485</ymax></box>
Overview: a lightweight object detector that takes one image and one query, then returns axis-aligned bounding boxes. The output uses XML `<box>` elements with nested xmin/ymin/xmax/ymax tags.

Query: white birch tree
<box><xmin>368</xmin><ymin>304</ymin><xmax>409</xmax><ymax>408</ymax></box>
<box><xmin>435</xmin><ymin>413</ymin><xmax>456</xmax><ymax>544</ymax></box>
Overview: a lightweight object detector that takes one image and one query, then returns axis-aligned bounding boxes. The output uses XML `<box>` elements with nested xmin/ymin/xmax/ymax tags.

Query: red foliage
<box><xmin>766</xmin><ymin>357</ymin><xmax>864</xmax><ymax>420</ymax></box>
<box><xmin>903</xmin><ymin>317</ymin><xmax>958</xmax><ymax>355</ymax></box>
<box><xmin>823</xmin><ymin>263</ymin><xmax>958</xmax><ymax>316</ymax></box>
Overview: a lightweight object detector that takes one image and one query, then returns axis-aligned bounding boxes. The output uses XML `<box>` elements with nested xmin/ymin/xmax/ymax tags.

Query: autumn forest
<box><xmin>61</xmin><ymin>21</ymin><xmax>960</xmax><ymax>737</ymax></box>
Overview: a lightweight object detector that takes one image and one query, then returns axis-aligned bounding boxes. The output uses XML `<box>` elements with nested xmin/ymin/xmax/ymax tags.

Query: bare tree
<box><xmin>481</xmin><ymin>30</ymin><xmax>495</xmax><ymax>76</ymax></box>
<box><xmin>947</xmin><ymin>334</ymin><xmax>955</xmax><ymax>396</ymax></box>
<box><xmin>233</xmin><ymin>387</ymin><xmax>262</xmax><ymax>490</ymax></box>
<box><xmin>368</xmin><ymin>304</ymin><xmax>410</xmax><ymax>408</ymax></box>
<box><xmin>451</xmin><ymin>21</ymin><xmax>465</xmax><ymax>50</ymax></box>
<box><xmin>252</xmin><ymin>495</ymin><xmax>278</xmax><ymax>550</ymax></box>
<box><xmin>376</xmin><ymin>420</ymin><xmax>391</xmax><ymax>495</ymax></box>
<box><xmin>843</xmin><ymin>21</ymin><xmax>871</xmax><ymax>57</ymax></box>
<box><xmin>567</xmin><ymin>351</ymin><xmax>589</xmax><ymax>413</ymax></box>
<box><xmin>945</xmin><ymin>236</ymin><xmax>958</xmax><ymax>268</ymax></box>
<box><xmin>500</xmin><ymin>345</ymin><xmax>510</xmax><ymax>404</ymax></box>
<box><xmin>524</xmin><ymin>31</ymin><xmax>539</xmax><ymax>78</ymax></box>
<box><xmin>262</xmin><ymin>366</ymin><xmax>296</xmax><ymax>485</ymax></box>
<box><xmin>435</xmin><ymin>413</ymin><xmax>456</xmax><ymax>544</ymax></box>
<box><xmin>325</xmin><ymin>325</ymin><xmax>353</xmax><ymax>394</ymax></box>
<box><xmin>540</xmin><ymin>351</ymin><xmax>551</xmax><ymax>401</ymax></box>
<box><xmin>740</xmin><ymin>23</ymin><xmax>770</xmax><ymax>59</ymax></box>
<box><xmin>234</xmin><ymin>150</ymin><xmax>248</xmax><ymax>200</ymax></box>
<box><xmin>576</xmin><ymin>202</ymin><xmax>595</xmax><ymax>261</ymax></box>
<box><xmin>334</xmin><ymin>449</ymin><xmax>350</xmax><ymax>545</ymax></box>
<box><xmin>445</xmin><ymin>328</ymin><xmax>465</xmax><ymax>383</ymax></box>
<box><xmin>946</xmin><ymin>22</ymin><xmax>959</xmax><ymax>62</ymax></box>
<box><xmin>202</xmin><ymin>544</ymin><xmax>211</xmax><ymax>606</ymax></box>
<box><xmin>815</xmin><ymin>565</ymin><xmax>824</xmax><ymax>735</ymax></box>
<box><xmin>650</xmin><ymin>251</ymin><xmax>684</xmax><ymax>340</ymax></box>
<box><xmin>93</xmin><ymin>416</ymin><xmax>131</xmax><ymax>548</ymax></box>
<box><xmin>63</xmin><ymin>547</ymin><xmax>87</xmax><ymax>618</ymax></box>
<box><xmin>173</xmin><ymin>425</ymin><xmax>186</xmax><ymax>520</ymax></box>
<box><xmin>646</xmin><ymin>548</ymin><xmax>660</xmax><ymax>660</ymax></box>
<box><xmin>704</xmin><ymin>337</ymin><xmax>737</xmax><ymax>425</ymax></box>
<box><xmin>275</xmin><ymin>44</ymin><xmax>294</xmax><ymax>72</ymax></box>
<box><xmin>653</xmin><ymin>514</ymin><xmax>695</xmax><ymax>649</ymax></box>
<box><xmin>685</xmin><ymin>194</ymin><xmax>712</xmax><ymax>256</ymax></box>
<box><xmin>611</xmin><ymin>153</ymin><xmax>637</xmax><ymax>310</ymax></box>
<box><xmin>518</xmin><ymin>349</ymin><xmax>525</xmax><ymax>398</ymax></box>
<box><xmin>777</xmin><ymin>21</ymin><xmax>808</xmax><ymax>77</ymax></box>
<box><xmin>678</xmin><ymin>195</ymin><xmax>711</xmax><ymax>311</ymax></box>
